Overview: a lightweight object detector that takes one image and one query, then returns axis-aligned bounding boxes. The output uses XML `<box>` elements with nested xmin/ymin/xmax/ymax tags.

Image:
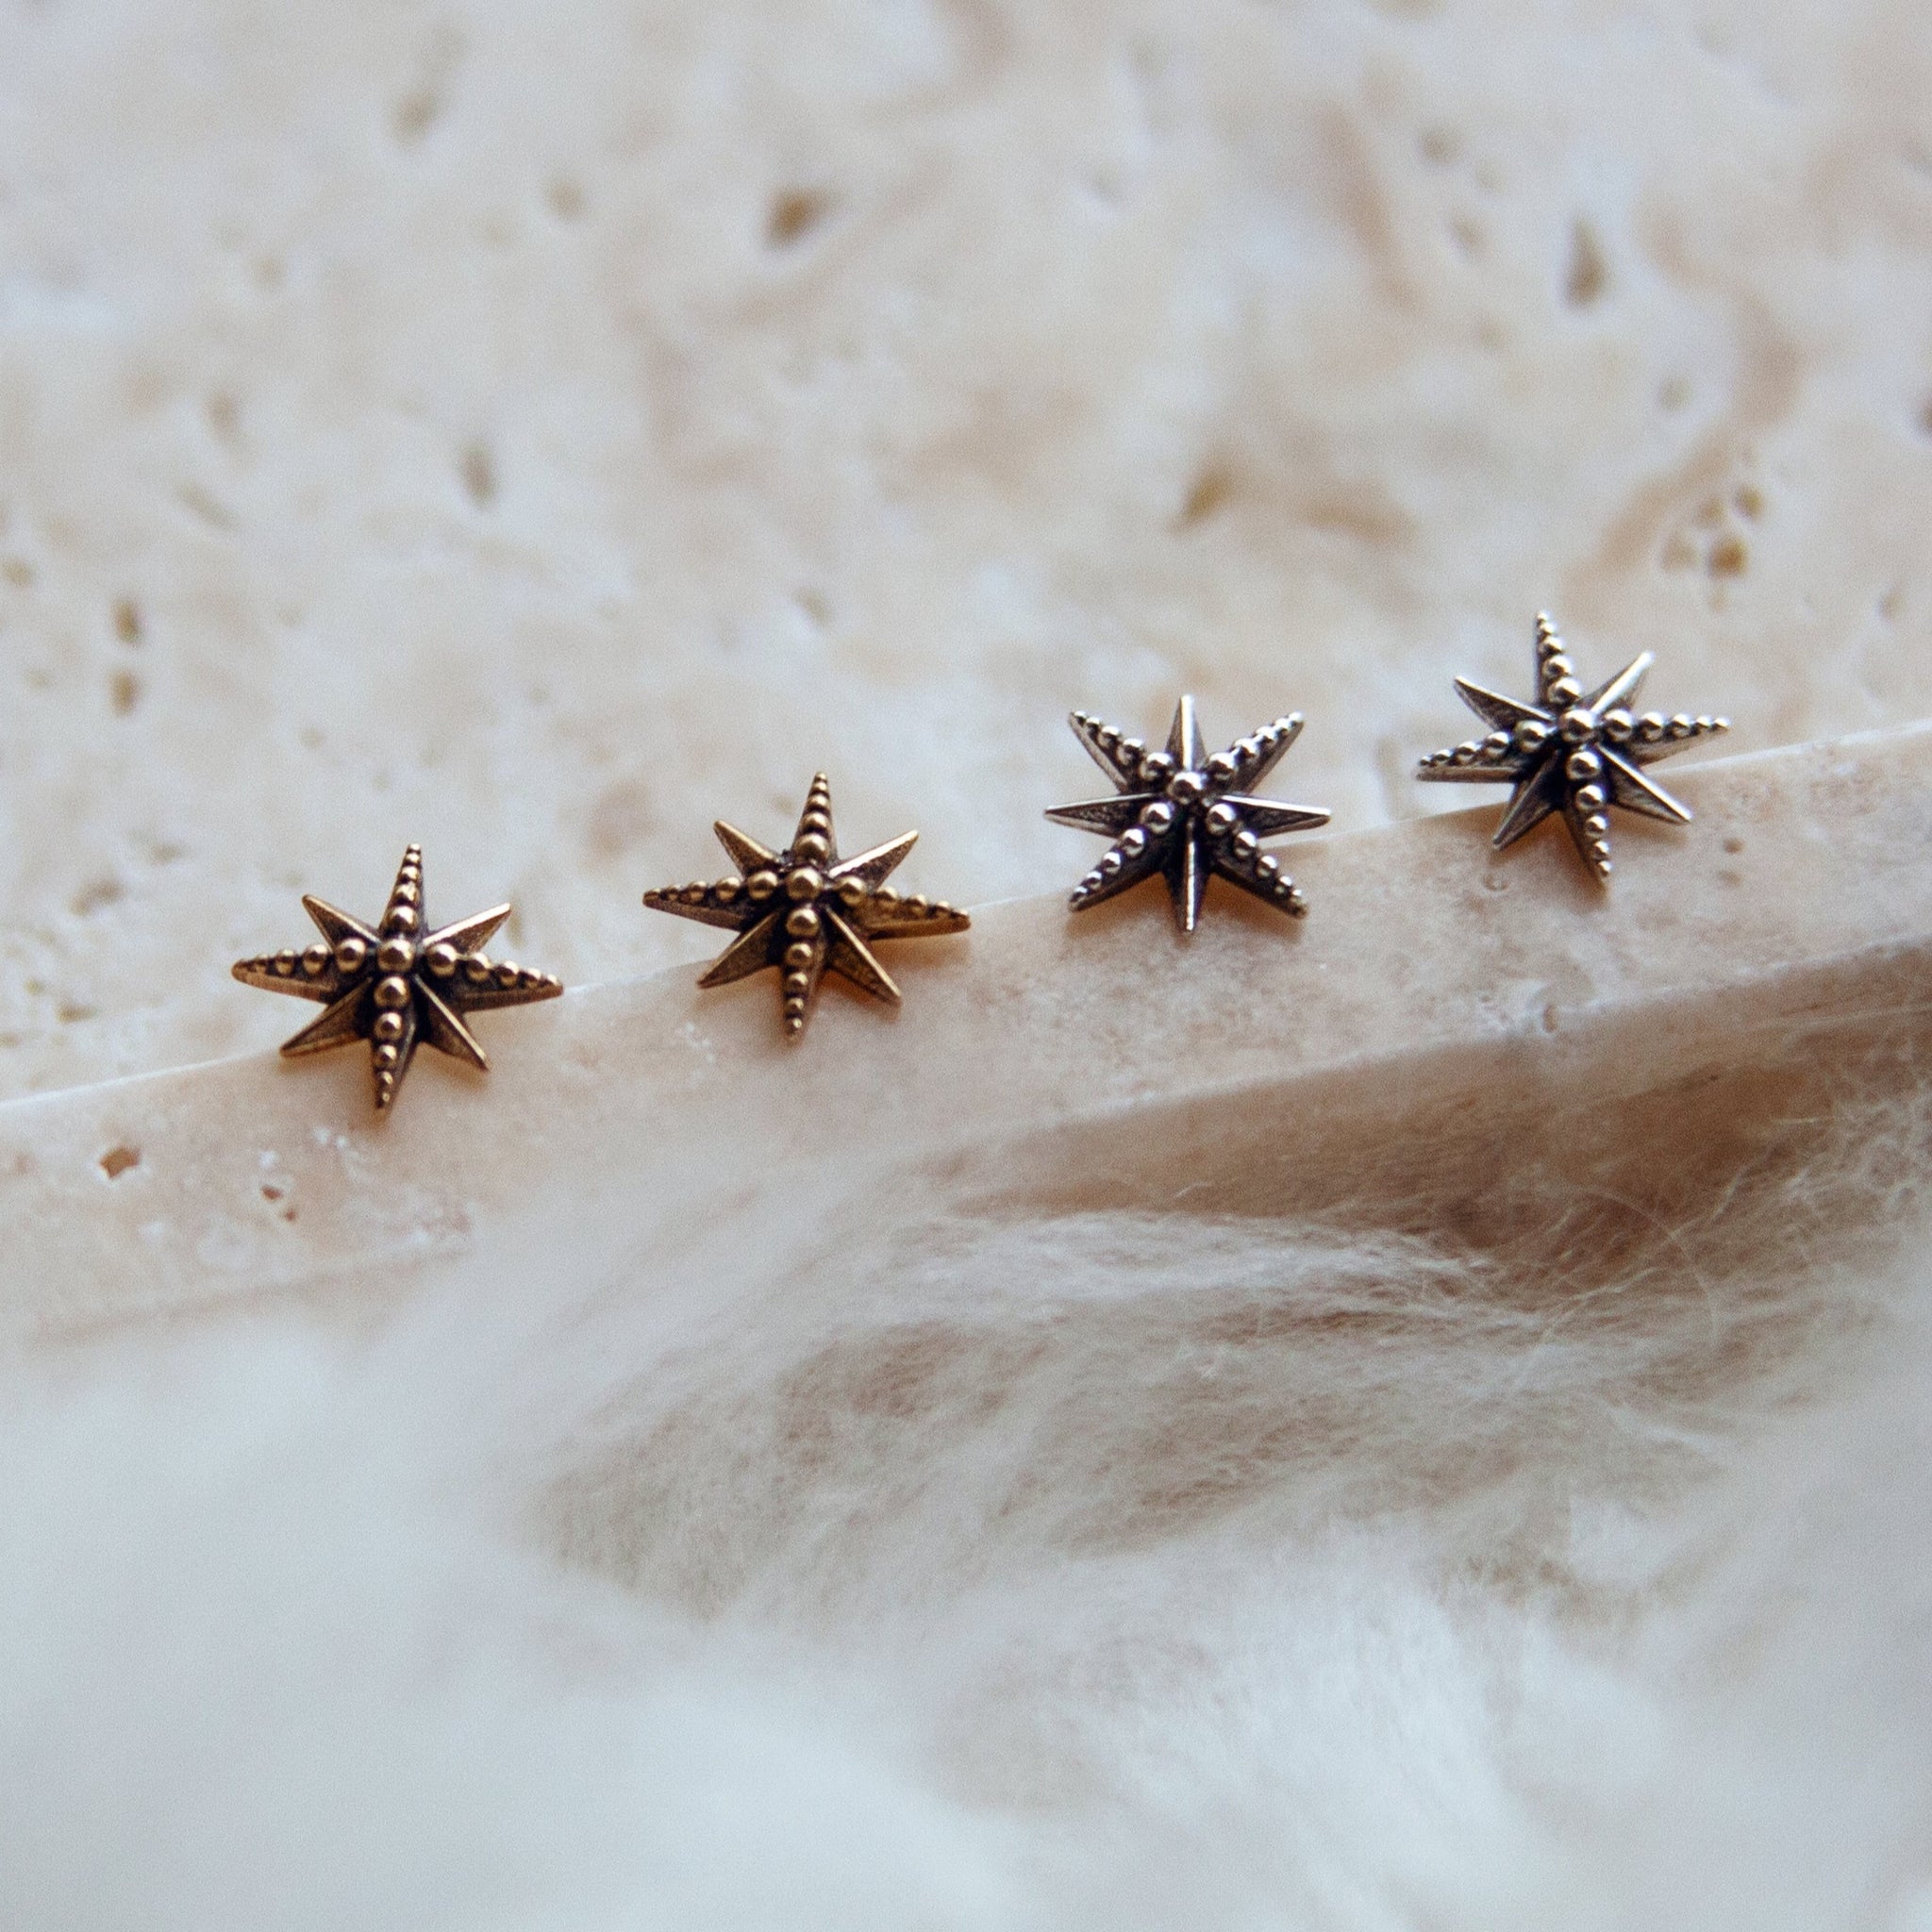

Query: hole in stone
<box><xmin>1707</xmin><ymin>534</ymin><xmax>1748</xmax><ymax>577</ymax></box>
<box><xmin>1176</xmin><ymin>462</ymin><xmax>1236</xmax><ymax>529</ymax></box>
<box><xmin>58</xmin><ymin>1002</ymin><xmax>98</xmax><ymax>1024</ymax></box>
<box><xmin>207</xmin><ymin>392</ymin><xmax>241</xmax><ymax>446</ymax></box>
<box><xmin>261</xmin><ymin>1182</ymin><xmax>285</xmax><ymax>1203</ymax></box>
<box><xmin>176</xmin><ymin>483</ymin><xmax>236</xmax><ymax>530</ymax></box>
<box><xmin>460</xmin><ymin>441</ymin><xmax>497</xmax><ymax>508</ymax></box>
<box><xmin>71</xmin><ymin>876</ymin><xmax>125</xmax><ymax>917</ymax></box>
<box><xmin>112</xmin><ymin>597</ymin><xmax>142</xmax><ymax>644</ymax></box>
<box><xmin>99</xmin><ymin>1146</ymin><xmax>140</xmax><ymax>1179</ymax></box>
<box><xmin>1564</xmin><ymin>218</ymin><xmax>1607</xmax><ymax>307</ymax></box>
<box><xmin>393</xmin><ymin>89</ymin><xmax>441</xmax><ymax>143</ymax></box>
<box><xmin>110</xmin><ymin>670</ymin><xmax>141</xmax><ymax>715</ymax></box>
<box><xmin>767</xmin><ymin>188</ymin><xmax>832</xmax><ymax>247</ymax></box>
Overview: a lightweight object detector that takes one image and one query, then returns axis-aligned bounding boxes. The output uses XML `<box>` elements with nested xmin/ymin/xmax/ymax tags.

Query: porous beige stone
<box><xmin>4</xmin><ymin>1</ymin><xmax>1932</xmax><ymax>1097</ymax></box>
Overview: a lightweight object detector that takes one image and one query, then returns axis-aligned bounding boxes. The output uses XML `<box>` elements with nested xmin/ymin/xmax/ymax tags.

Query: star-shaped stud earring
<box><xmin>644</xmin><ymin>773</ymin><xmax>969</xmax><ymax>1038</ymax></box>
<box><xmin>1045</xmin><ymin>696</ymin><xmax>1331</xmax><ymax>932</ymax></box>
<box><xmin>233</xmin><ymin>844</ymin><xmax>563</xmax><ymax>1111</ymax></box>
<box><xmin>1417</xmin><ymin>613</ymin><xmax>1729</xmax><ymax>883</ymax></box>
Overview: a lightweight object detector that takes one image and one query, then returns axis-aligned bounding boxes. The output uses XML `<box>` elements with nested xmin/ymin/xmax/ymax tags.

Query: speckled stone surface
<box><xmin>3</xmin><ymin>1</ymin><xmax>1932</xmax><ymax>1097</ymax></box>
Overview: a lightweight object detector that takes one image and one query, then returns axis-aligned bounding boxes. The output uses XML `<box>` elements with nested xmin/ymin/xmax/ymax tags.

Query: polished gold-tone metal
<box><xmin>1417</xmin><ymin>612</ymin><xmax>1730</xmax><ymax>883</ymax></box>
<box><xmin>1046</xmin><ymin>696</ymin><xmax>1330</xmax><ymax>933</ymax></box>
<box><xmin>644</xmin><ymin>774</ymin><xmax>970</xmax><ymax>1039</ymax></box>
<box><xmin>233</xmin><ymin>844</ymin><xmax>562</xmax><ymax>1112</ymax></box>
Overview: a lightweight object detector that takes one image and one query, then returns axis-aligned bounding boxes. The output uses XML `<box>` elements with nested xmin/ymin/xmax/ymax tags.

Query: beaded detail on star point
<box><xmin>1046</xmin><ymin>696</ymin><xmax>1331</xmax><ymax>933</ymax></box>
<box><xmin>1417</xmin><ymin>613</ymin><xmax>1729</xmax><ymax>883</ymax></box>
<box><xmin>232</xmin><ymin>844</ymin><xmax>562</xmax><ymax>1112</ymax></box>
<box><xmin>643</xmin><ymin>773</ymin><xmax>969</xmax><ymax>1038</ymax></box>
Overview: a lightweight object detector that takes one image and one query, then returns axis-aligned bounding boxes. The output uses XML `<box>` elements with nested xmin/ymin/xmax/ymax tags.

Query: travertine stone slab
<box><xmin>5</xmin><ymin>1</ymin><xmax>1932</xmax><ymax>1096</ymax></box>
<box><xmin>4</xmin><ymin>725</ymin><xmax>1927</xmax><ymax>1340</ymax></box>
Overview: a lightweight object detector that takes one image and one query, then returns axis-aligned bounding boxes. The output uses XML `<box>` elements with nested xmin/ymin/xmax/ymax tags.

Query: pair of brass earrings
<box><xmin>237</xmin><ymin>615</ymin><xmax>1729</xmax><ymax>1112</ymax></box>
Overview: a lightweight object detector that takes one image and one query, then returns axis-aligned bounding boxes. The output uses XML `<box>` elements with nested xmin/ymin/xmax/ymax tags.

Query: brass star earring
<box><xmin>233</xmin><ymin>844</ymin><xmax>562</xmax><ymax>1111</ymax></box>
<box><xmin>644</xmin><ymin>773</ymin><xmax>969</xmax><ymax>1038</ymax></box>
<box><xmin>1046</xmin><ymin>696</ymin><xmax>1330</xmax><ymax>932</ymax></box>
<box><xmin>1417</xmin><ymin>612</ymin><xmax>1729</xmax><ymax>882</ymax></box>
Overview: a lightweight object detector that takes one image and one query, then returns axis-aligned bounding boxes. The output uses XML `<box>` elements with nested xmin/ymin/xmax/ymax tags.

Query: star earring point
<box><xmin>1046</xmin><ymin>696</ymin><xmax>1331</xmax><ymax>932</ymax></box>
<box><xmin>1418</xmin><ymin>612</ymin><xmax>1729</xmax><ymax>882</ymax></box>
<box><xmin>233</xmin><ymin>844</ymin><xmax>562</xmax><ymax>1111</ymax></box>
<box><xmin>645</xmin><ymin>773</ymin><xmax>969</xmax><ymax>1038</ymax></box>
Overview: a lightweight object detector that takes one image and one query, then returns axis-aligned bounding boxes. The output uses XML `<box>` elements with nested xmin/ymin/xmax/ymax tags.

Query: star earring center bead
<box><xmin>233</xmin><ymin>845</ymin><xmax>562</xmax><ymax>1111</ymax></box>
<box><xmin>644</xmin><ymin>773</ymin><xmax>969</xmax><ymax>1037</ymax></box>
<box><xmin>1046</xmin><ymin>695</ymin><xmax>1331</xmax><ymax>932</ymax></box>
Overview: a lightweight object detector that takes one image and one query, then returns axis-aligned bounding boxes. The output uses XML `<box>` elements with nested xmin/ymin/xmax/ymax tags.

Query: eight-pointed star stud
<box><xmin>233</xmin><ymin>845</ymin><xmax>563</xmax><ymax>1112</ymax></box>
<box><xmin>643</xmin><ymin>773</ymin><xmax>970</xmax><ymax>1039</ymax></box>
<box><xmin>1046</xmin><ymin>696</ymin><xmax>1331</xmax><ymax>933</ymax></box>
<box><xmin>1417</xmin><ymin>612</ymin><xmax>1730</xmax><ymax>883</ymax></box>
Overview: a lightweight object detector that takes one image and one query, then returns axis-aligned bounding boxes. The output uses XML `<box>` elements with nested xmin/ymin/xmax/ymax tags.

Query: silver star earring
<box><xmin>1046</xmin><ymin>696</ymin><xmax>1330</xmax><ymax>931</ymax></box>
<box><xmin>1417</xmin><ymin>612</ymin><xmax>1729</xmax><ymax>882</ymax></box>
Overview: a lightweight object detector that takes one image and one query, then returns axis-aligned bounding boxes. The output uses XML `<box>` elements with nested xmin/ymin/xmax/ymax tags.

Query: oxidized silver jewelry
<box><xmin>1417</xmin><ymin>612</ymin><xmax>1729</xmax><ymax>882</ymax></box>
<box><xmin>644</xmin><ymin>773</ymin><xmax>969</xmax><ymax>1038</ymax></box>
<box><xmin>233</xmin><ymin>844</ymin><xmax>562</xmax><ymax>1112</ymax></box>
<box><xmin>1046</xmin><ymin>696</ymin><xmax>1330</xmax><ymax>932</ymax></box>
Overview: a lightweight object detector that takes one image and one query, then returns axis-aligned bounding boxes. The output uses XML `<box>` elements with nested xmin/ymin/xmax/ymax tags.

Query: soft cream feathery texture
<box><xmin>5</xmin><ymin>1091</ymin><xmax>1930</xmax><ymax>1928</ymax></box>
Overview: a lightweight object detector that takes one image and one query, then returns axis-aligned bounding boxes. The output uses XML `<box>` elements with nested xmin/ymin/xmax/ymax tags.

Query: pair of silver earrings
<box><xmin>1043</xmin><ymin>611</ymin><xmax>1728</xmax><ymax>929</ymax></box>
<box><xmin>237</xmin><ymin>613</ymin><xmax>1728</xmax><ymax>1110</ymax></box>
